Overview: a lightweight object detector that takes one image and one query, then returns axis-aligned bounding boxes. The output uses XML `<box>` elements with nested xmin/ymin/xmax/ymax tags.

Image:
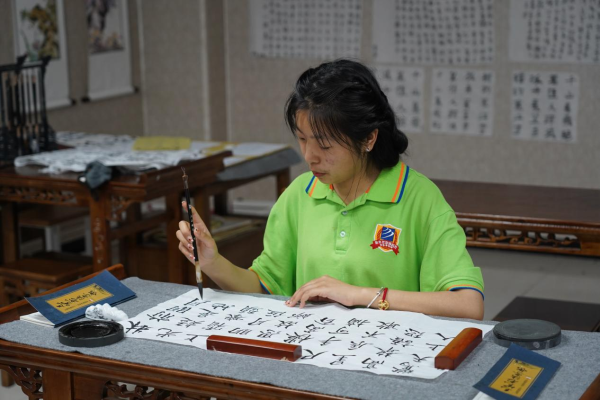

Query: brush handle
<box><xmin>184</xmin><ymin>188</ymin><xmax>199</xmax><ymax>261</ymax></box>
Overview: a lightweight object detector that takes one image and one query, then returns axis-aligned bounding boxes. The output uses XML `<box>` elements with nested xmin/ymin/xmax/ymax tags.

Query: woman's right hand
<box><xmin>176</xmin><ymin>201</ymin><xmax>220</xmax><ymax>271</ymax></box>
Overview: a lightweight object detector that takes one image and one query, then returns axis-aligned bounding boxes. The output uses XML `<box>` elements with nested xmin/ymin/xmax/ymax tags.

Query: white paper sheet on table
<box><xmin>120</xmin><ymin>289</ymin><xmax>493</xmax><ymax>380</ymax></box>
<box><xmin>14</xmin><ymin>147</ymin><xmax>207</xmax><ymax>174</ymax></box>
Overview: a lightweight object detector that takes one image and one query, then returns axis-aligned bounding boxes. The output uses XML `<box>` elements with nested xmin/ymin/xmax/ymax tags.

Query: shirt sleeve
<box><xmin>419</xmin><ymin>210</ymin><xmax>484</xmax><ymax>298</ymax></box>
<box><xmin>248</xmin><ymin>188</ymin><xmax>298</xmax><ymax>296</ymax></box>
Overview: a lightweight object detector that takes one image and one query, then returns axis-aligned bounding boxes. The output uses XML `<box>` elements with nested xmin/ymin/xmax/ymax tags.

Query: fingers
<box><xmin>195</xmin><ymin>227</ymin><xmax>216</xmax><ymax>249</ymax></box>
<box><xmin>178</xmin><ymin>242</ymin><xmax>195</xmax><ymax>264</ymax></box>
<box><xmin>191</xmin><ymin>205</ymin><xmax>210</xmax><ymax>234</ymax></box>
<box><xmin>178</xmin><ymin>220</ymin><xmax>191</xmax><ymax>237</ymax></box>
<box><xmin>181</xmin><ymin>201</ymin><xmax>210</xmax><ymax>235</ymax></box>
<box><xmin>286</xmin><ymin>279</ymin><xmax>323</xmax><ymax>308</ymax></box>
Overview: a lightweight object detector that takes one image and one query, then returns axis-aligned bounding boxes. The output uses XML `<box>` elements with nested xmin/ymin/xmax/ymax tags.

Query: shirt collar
<box><xmin>304</xmin><ymin>161</ymin><xmax>410</xmax><ymax>204</ymax></box>
<box><xmin>366</xmin><ymin>161</ymin><xmax>411</xmax><ymax>204</ymax></box>
<box><xmin>304</xmin><ymin>175</ymin><xmax>329</xmax><ymax>199</ymax></box>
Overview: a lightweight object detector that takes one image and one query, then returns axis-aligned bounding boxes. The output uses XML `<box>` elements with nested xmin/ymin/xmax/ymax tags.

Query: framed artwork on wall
<box><xmin>12</xmin><ymin>0</ymin><xmax>71</xmax><ymax>109</ymax></box>
<box><xmin>86</xmin><ymin>0</ymin><xmax>133</xmax><ymax>101</ymax></box>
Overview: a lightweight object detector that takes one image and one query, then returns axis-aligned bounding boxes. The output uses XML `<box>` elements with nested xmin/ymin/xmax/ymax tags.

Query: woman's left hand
<box><xmin>285</xmin><ymin>275</ymin><xmax>362</xmax><ymax>308</ymax></box>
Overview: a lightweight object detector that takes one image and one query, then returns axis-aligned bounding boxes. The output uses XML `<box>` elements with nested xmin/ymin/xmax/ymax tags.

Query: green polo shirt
<box><xmin>249</xmin><ymin>161</ymin><xmax>484</xmax><ymax>299</ymax></box>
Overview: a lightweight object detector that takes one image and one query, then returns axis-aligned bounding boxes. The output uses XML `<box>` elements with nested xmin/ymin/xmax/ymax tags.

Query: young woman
<box><xmin>177</xmin><ymin>60</ymin><xmax>484</xmax><ymax>320</ymax></box>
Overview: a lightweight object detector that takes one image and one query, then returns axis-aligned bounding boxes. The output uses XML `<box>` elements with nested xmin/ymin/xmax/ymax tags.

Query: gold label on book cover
<box><xmin>489</xmin><ymin>358</ymin><xmax>543</xmax><ymax>398</ymax></box>
<box><xmin>46</xmin><ymin>284</ymin><xmax>113</xmax><ymax>314</ymax></box>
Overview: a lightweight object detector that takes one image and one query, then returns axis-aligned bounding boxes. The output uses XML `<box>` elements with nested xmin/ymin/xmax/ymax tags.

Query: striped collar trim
<box><xmin>305</xmin><ymin>175</ymin><xmax>322</xmax><ymax>198</ymax></box>
<box><xmin>305</xmin><ymin>162</ymin><xmax>411</xmax><ymax>203</ymax></box>
<box><xmin>367</xmin><ymin>162</ymin><xmax>411</xmax><ymax>204</ymax></box>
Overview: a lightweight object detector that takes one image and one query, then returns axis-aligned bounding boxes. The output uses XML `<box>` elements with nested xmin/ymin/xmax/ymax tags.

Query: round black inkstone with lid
<box><xmin>493</xmin><ymin>319</ymin><xmax>561</xmax><ymax>350</ymax></box>
<box><xmin>59</xmin><ymin>321</ymin><xmax>124</xmax><ymax>348</ymax></box>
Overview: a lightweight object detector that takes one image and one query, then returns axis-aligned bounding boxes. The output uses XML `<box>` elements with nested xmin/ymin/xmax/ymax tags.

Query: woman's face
<box><xmin>295</xmin><ymin>110</ymin><xmax>365</xmax><ymax>190</ymax></box>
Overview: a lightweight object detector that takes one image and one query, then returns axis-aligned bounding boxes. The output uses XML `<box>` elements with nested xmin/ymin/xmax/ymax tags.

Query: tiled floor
<box><xmin>471</xmin><ymin>248</ymin><xmax>600</xmax><ymax>320</ymax></box>
<box><xmin>1</xmin><ymin>248</ymin><xmax>599</xmax><ymax>399</ymax></box>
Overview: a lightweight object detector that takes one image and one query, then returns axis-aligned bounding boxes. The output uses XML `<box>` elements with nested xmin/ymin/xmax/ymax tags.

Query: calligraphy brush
<box><xmin>11</xmin><ymin>75</ymin><xmax>22</xmax><ymax>156</ymax></box>
<box><xmin>0</xmin><ymin>73</ymin><xmax>8</xmax><ymax>158</ymax></box>
<box><xmin>25</xmin><ymin>74</ymin><xmax>37</xmax><ymax>153</ymax></box>
<box><xmin>38</xmin><ymin>68</ymin><xmax>49</xmax><ymax>148</ymax></box>
<box><xmin>19</xmin><ymin>75</ymin><xmax>29</xmax><ymax>154</ymax></box>
<box><xmin>4</xmin><ymin>74</ymin><xmax>14</xmax><ymax>156</ymax></box>
<box><xmin>181</xmin><ymin>166</ymin><xmax>203</xmax><ymax>299</ymax></box>
<box><xmin>32</xmin><ymin>75</ymin><xmax>40</xmax><ymax>150</ymax></box>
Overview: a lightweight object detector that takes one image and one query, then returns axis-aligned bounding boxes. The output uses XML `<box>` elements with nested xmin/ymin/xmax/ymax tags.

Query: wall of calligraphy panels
<box><xmin>372</xmin><ymin>0</ymin><xmax>495</xmax><ymax>65</ymax></box>
<box><xmin>509</xmin><ymin>0</ymin><xmax>600</xmax><ymax>64</ymax></box>
<box><xmin>225</xmin><ymin>0</ymin><xmax>600</xmax><ymax>199</ymax></box>
<box><xmin>249</xmin><ymin>0</ymin><xmax>362</xmax><ymax>59</ymax></box>
<box><xmin>121</xmin><ymin>289</ymin><xmax>494</xmax><ymax>380</ymax></box>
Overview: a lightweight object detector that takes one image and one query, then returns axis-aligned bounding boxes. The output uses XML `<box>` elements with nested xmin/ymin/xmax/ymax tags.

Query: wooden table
<box><xmin>0</xmin><ymin>151</ymin><xmax>230</xmax><ymax>284</ymax></box>
<box><xmin>434</xmin><ymin>180</ymin><xmax>600</xmax><ymax>257</ymax></box>
<box><xmin>1</xmin><ymin>265</ymin><xmax>599</xmax><ymax>400</ymax></box>
<box><xmin>493</xmin><ymin>296</ymin><xmax>600</xmax><ymax>332</ymax></box>
<box><xmin>0</xmin><ymin>265</ymin><xmax>343</xmax><ymax>400</ymax></box>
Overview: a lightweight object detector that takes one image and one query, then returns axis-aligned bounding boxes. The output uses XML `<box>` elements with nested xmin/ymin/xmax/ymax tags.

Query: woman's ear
<box><xmin>365</xmin><ymin>129</ymin><xmax>378</xmax><ymax>152</ymax></box>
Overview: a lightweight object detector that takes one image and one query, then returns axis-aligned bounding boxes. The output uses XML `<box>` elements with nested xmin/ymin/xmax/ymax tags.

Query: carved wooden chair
<box><xmin>0</xmin><ymin>252</ymin><xmax>93</xmax><ymax>307</ymax></box>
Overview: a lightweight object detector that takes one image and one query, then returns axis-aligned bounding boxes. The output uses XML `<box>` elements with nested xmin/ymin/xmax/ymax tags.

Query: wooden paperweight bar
<box><xmin>207</xmin><ymin>335</ymin><xmax>302</xmax><ymax>362</ymax></box>
<box><xmin>434</xmin><ymin>327</ymin><xmax>483</xmax><ymax>370</ymax></box>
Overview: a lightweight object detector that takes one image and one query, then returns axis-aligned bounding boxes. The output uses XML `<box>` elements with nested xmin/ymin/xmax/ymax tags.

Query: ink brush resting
<box><xmin>181</xmin><ymin>167</ymin><xmax>203</xmax><ymax>299</ymax></box>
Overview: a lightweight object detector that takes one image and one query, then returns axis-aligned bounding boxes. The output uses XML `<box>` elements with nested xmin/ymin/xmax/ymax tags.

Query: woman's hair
<box><xmin>285</xmin><ymin>59</ymin><xmax>408</xmax><ymax>170</ymax></box>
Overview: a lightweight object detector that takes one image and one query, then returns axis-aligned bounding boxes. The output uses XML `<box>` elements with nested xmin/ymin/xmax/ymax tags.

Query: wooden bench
<box><xmin>434</xmin><ymin>180</ymin><xmax>600</xmax><ymax>257</ymax></box>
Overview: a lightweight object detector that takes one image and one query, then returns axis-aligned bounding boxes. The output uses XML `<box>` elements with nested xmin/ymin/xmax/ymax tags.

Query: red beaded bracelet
<box><xmin>378</xmin><ymin>287</ymin><xmax>389</xmax><ymax>310</ymax></box>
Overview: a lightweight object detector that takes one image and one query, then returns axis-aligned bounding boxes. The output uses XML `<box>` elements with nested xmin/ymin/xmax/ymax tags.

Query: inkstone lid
<box><xmin>59</xmin><ymin>321</ymin><xmax>124</xmax><ymax>348</ymax></box>
<box><xmin>493</xmin><ymin>319</ymin><xmax>561</xmax><ymax>350</ymax></box>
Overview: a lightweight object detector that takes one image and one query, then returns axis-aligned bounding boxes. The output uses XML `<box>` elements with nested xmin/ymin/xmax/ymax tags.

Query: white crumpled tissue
<box><xmin>85</xmin><ymin>303</ymin><xmax>128</xmax><ymax>322</ymax></box>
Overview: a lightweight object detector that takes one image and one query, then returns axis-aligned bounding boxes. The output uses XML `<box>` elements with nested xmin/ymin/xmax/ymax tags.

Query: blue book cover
<box><xmin>474</xmin><ymin>343</ymin><xmax>561</xmax><ymax>400</ymax></box>
<box><xmin>26</xmin><ymin>270</ymin><xmax>136</xmax><ymax>326</ymax></box>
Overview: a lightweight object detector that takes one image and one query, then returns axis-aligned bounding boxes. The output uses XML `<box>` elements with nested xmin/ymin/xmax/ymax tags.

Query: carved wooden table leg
<box><xmin>124</xmin><ymin>203</ymin><xmax>143</xmax><ymax>278</ymax></box>
<box><xmin>72</xmin><ymin>375</ymin><xmax>107</xmax><ymax>400</ymax></box>
<box><xmin>104</xmin><ymin>381</ymin><xmax>210</xmax><ymax>400</ymax></box>
<box><xmin>89</xmin><ymin>192</ymin><xmax>111</xmax><ymax>272</ymax></box>
<box><xmin>0</xmin><ymin>365</ymin><xmax>43</xmax><ymax>399</ymax></box>
<box><xmin>0</xmin><ymin>202</ymin><xmax>18</xmax><ymax>388</ymax></box>
<box><xmin>1</xmin><ymin>202</ymin><xmax>18</xmax><ymax>264</ymax></box>
<box><xmin>43</xmin><ymin>369</ymin><xmax>73</xmax><ymax>400</ymax></box>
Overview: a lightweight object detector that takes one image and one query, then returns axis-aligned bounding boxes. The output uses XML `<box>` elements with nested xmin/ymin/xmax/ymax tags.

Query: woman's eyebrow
<box><xmin>297</xmin><ymin>128</ymin><xmax>321</xmax><ymax>140</ymax></box>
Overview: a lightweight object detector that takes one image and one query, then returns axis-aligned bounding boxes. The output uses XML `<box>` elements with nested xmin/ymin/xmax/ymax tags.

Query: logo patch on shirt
<box><xmin>370</xmin><ymin>224</ymin><xmax>401</xmax><ymax>255</ymax></box>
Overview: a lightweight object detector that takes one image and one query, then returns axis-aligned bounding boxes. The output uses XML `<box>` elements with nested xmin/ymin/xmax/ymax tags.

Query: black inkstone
<box><xmin>58</xmin><ymin>321</ymin><xmax>124</xmax><ymax>348</ymax></box>
<box><xmin>493</xmin><ymin>319</ymin><xmax>561</xmax><ymax>350</ymax></box>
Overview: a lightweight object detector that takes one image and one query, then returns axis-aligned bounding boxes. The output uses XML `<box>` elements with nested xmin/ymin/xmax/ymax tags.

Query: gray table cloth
<box><xmin>0</xmin><ymin>277</ymin><xmax>598</xmax><ymax>400</ymax></box>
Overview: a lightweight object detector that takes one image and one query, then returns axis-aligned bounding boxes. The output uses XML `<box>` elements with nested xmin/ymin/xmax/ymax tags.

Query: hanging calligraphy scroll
<box><xmin>430</xmin><ymin>68</ymin><xmax>495</xmax><ymax>136</ymax></box>
<box><xmin>511</xmin><ymin>71</ymin><xmax>579</xmax><ymax>143</ymax></box>
<box><xmin>374</xmin><ymin>66</ymin><xmax>425</xmax><ymax>134</ymax></box>
<box><xmin>372</xmin><ymin>0</ymin><xmax>495</xmax><ymax>65</ymax></box>
<box><xmin>509</xmin><ymin>0</ymin><xmax>600</xmax><ymax>64</ymax></box>
<box><xmin>249</xmin><ymin>0</ymin><xmax>362</xmax><ymax>59</ymax></box>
